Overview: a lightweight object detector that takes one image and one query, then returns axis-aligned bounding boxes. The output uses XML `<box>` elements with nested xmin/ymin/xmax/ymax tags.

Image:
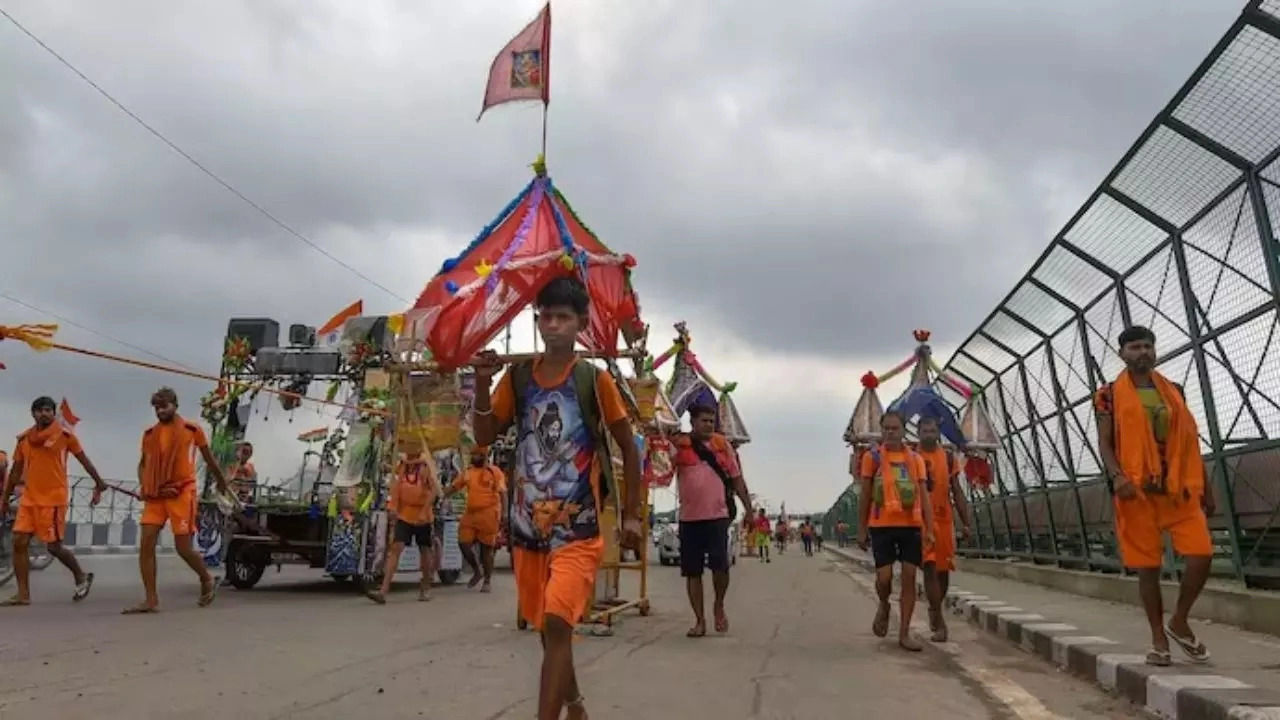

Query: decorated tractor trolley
<box><xmin>192</xmin><ymin>316</ymin><xmax>466</xmax><ymax>590</ymax></box>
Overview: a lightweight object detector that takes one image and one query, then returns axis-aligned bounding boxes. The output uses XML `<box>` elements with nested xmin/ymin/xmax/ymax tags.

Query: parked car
<box><xmin>657</xmin><ymin>522</ymin><xmax>738</xmax><ymax>567</ymax></box>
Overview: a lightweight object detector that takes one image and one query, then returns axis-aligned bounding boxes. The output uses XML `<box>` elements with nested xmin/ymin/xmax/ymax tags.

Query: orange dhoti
<box><xmin>140</xmin><ymin>485</ymin><xmax>198</xmax><ymax>536</ymax></box>
<box><xmin>513</xmin><ymin>536</ymin><xmax>604</xmax><ymax>630</ymax></box>
<box><xmin>1114</xmin><ymin>492</ymin><xmax>1212</xmax><ymax>569</ymax></box>
<box><xmin>925</xmin><ymin>517</ymin><xmax>956</xmax><ymax>571</ymax></box>
<box><xmin>458</xmin><ymin>509</ymin><xmax>501</xmax><ymax>547</ymax></box>
<box><xmin>13</xmin><ymin>505</ymin><xmax>66</xmax><ymax>544</ymax></box>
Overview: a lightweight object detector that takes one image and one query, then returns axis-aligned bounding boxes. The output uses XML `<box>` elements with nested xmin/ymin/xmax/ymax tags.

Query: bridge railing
<box><xmin>935</xmin><ymin>1</ymin><xmax>1280</xmax><ymax>589</ymax></box>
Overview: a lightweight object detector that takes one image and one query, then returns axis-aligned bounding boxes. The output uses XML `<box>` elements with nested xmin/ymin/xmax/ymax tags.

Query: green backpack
<box><xmin>504</xmin><ymin>359</ymin><xmax>615</xmax><ymax>502</ymax></box>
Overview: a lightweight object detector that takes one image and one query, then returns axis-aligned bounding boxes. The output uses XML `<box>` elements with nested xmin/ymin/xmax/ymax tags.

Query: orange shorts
<box><xmin>925</xmin><ymin>518</ymin><xmax>956</xmax><ymax>571</ymax></box>
<box><xmin>458</xmin><ymin>511</ymin><xmax>500</xmax><ymax>547</ymax></box>
<box><xmin>141</xmin><ymin>486</ymin><xmax>198</xmax><ymax>535</ymax></box>
<box><xmin>13</xmin><ymin>505</ymin><xmax>66</xmax><ymax>544</ymax></box>
<box><xmin>513</xmin><ymin>536</ymin><xmax>604</xmax><ymax>631</ymax></box>
<box><xmin>1114</xmin><ymin>492</ymin><xmax>1212</xmax><ymax>569</ymax></box>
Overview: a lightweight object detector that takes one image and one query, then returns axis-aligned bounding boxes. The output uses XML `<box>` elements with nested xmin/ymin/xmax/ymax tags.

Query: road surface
<box><xmin>0</xmin><ymin>547</ymin><xmax>1140</xmax><ymax>719</ymax></box>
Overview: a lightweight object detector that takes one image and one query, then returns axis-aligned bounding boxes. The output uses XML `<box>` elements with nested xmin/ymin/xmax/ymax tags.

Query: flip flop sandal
<box><xmin>366</xmin><ymin>590</ymin><xmax>387</xmax><ymax>605</ymax></box>
<box><xmin>121</xmin><ymin>604</ymin><xmax>158</xmax><ymax>615</ymax></box>
<box><xmin>1145</xmin><ymin>648</ymin><xmax>1172</xmax><ymax>667</ymax></box>
<box><xmin>73</xmin><ymin>573</ymin><xmax>94</xmax><ymax>602</ymax></box>
<box><xmin>872</xmin><ymin>602</ymin><xmax>891</xmax><ymax>638</ymax></box>
<box><xmin>198</xmin><ymin>583</ymin><xmax>217</xmax><ymax>608</ymax></box>
<box><xmin>686</xmin><ymin>624</ymin><xmax>707</xmax><ymax>638</ymax></box>
<box><xmin>899</xmin><ymin>636</ymin><xmax>924</xmax><ymax>652</ymax></box>
<box><xmin>0</xmin><ymin>596</ymin><xmax>30</xmax><ymax>607</ymax></box>
<box><xmin>714</xmin><ymin>608</ymin><xmax>729</xmax><ymax>634</ymax></box>
<box><xmin>930</xmin><ymin>626</ymin><xmax>948</xmax><ymax>643</ymax></box>
<box><xmin>418</xmin><ymin>589</ymin><xmax>433</xmax><ymax>602</ymax></box>
<box><xmin>1165</xmin><ymin>622</ymin><xmax>1211</xmax><ymax>663</ymax></box>
<box><xmin>480</xmin><ymin>582</ymin><xmax>492</xmax><ymax>594</ymax></box>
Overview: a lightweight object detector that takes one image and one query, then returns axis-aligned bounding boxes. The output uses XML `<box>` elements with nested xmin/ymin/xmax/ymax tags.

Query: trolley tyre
<box><xmin>224</xmin><ymin>541</ymin><xmax>268</xmax><ymax>590</ymax></box>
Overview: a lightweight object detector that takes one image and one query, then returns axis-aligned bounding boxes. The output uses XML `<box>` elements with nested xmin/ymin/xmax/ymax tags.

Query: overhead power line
<box><xmin>0</xmin><ymin>7</ymin><xmax>410</xmax><ymax>305</ymax></box>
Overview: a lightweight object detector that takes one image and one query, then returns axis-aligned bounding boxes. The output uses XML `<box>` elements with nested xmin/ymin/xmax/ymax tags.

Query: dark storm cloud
<box><xmin>0</xmin><ymin>0</ymin><xmax>1248</xmax><ymax>497</ymax></box>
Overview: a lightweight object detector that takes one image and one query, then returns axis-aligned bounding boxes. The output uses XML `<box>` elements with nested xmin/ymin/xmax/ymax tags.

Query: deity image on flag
<box><xmin>510</xmin><ymin>49</ymin><xmax>543</xmax><ymax>89</ymax></box>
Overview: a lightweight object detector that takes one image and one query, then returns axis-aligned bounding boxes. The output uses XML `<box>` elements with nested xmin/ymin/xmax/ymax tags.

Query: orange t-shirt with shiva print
<box><xmin>14</xmin><ymin>427</ymin><xmax>82</xmax><ymax>507</ymax></box>
<box><xmin>859</xmin><ymin>447</ymin><xmax>927</xmax><ymax>528</ymax></box>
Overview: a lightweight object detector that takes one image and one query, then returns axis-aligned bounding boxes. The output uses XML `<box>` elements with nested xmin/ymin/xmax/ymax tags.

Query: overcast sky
<box><xmin>0</xmin><ymin>0</ymin><xmax>1246</xmax><ymax>515</ymax></box>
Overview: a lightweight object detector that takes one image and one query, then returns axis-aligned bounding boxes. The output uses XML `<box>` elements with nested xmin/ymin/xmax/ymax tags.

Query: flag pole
<box><xmin>541</xmin><ymin>102</ymin><xmax>548</xmax><ymax>159</ymax></box>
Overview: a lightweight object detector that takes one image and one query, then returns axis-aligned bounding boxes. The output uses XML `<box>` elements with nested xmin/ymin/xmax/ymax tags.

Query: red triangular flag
<box><xmin>58</xmin><ymin>397</ymin><xmax>81</xmax><ymax>429</ymax></box>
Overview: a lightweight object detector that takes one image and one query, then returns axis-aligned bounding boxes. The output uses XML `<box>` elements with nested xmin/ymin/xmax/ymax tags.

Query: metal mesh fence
<box><xmin>935</xmin><ymin>1</ymin><xmax>1280</xmax><ymax>589</ymax></box>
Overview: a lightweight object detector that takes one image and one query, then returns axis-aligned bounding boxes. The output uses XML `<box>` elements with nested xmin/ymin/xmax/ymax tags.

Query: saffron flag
<box><xmin>477</xmin><ymin>3</ymin><xmax>551</xmax><ymax>121</ymax></box>
<box><xmin>318</xmin><ymin>300</ymin><xmax>363</xmax><ymax>347</ymax></box>
<box><xmin>58</xmin><ymin>397</ymin><xmax>80</xmax><ymax>430</ymax></box>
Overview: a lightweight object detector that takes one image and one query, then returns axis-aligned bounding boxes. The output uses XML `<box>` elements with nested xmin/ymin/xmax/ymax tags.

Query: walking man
<box><xmin>472</xmin><ymin>276</ymin><xmax>643</xmax><ymax>720</ymax></box>
<box><xmin>800</xmin><ymin>521</ymin><xmax>814</xmax><ymax>556</ymax></box>
<box><xmin>916</xmin><ymin>416</ymin><xmax>972</xmax><ymax>642</ymax></box>
<box><xmin>752</xmin><ymin>508</ymin><xmax>771</xmax><ymax>562</ymax></box>
<box><xmin>673</xmin><ymin>403</ymin><xmax>752</xmax><ymax>637</ymax></box>
<box><xmin>0</xmin><ymin>396</ymin><xmax>108</xmax><ymax>606</ymax></box>
<box><xmin>369</xmin><ymin>450</ymin><xmax>440</xmax><ymax>604</ymax></box>
<box><xmin>1095</xmin><ymin>326</ymin><xmax>1214</xmax><ymax>666</ymax></box>
<box><xmin>836</xmin><ymin>520</ymin><xmax>849</xmax><ymax>548</ymax></box>
<box><xmin>444</xmin><ymin>445</ymin><xmax>507</xmax><ymax>592</ymax></box>
<box><xmin>857</xmin><ymin>411</ymin><xmax>934</xmax><ymax>651</ymax></box>
<box><xmin>124</xmin><ymin>388</ymin><xmax>228</xmax><ymax>613</ymax></box>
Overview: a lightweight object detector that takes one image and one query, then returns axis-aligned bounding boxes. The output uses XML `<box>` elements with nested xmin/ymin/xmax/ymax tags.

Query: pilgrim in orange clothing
<box><xmin>469</xmin><ymin>277</ymin><xmax>644</xmax><ymax>720</ymax></box>
<box><xmin>857</xmin><ymin>411</ymin><xmax>935</xmax><ymax>652</ymax></box>
<box><xmin>444</xmin><ymin>445</ymin><xmax>508</xmax><ymax>592</ymax></box>
<box><xmin>368</xmin><ymin>452</ymin><xmax>440</xmax><ymax>604</ymax></box>
<box><xmin>0</xmin><ymin>396</ymin><xmax>108</xmax><ymax>607</ymax></box>
<box><xmin>1096</xmin><ymin>326</ymin><xmax>1214</xmax><ymax>667</ymax></box>
<box><xmin>916</xmin><ymin>416</ymin><xmax>972</xmax><ymax>643</ymax></box>
<box><xmin>123</xmin><ymin>387</ymin><xmax>228</xmax><ymax>615</ymax></box>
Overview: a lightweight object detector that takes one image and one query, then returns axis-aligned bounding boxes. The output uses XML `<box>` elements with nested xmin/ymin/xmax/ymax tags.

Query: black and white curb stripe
<box><xmin>947</xmin><ymin>590</ymin><xmax>1280</xmax><ymax>719</ymax></box>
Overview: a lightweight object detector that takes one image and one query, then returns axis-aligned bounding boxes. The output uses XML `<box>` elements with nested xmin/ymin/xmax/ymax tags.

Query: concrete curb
<box><xmin>825</xmin><ymin>547</ymin><xmax>1280</xmax><ymax>719</ymax></box>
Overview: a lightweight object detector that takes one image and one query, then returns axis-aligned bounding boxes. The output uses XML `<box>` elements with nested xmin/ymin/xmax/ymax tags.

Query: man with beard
<box><xmin>916</xmin><ymin>415</ymin><xmax>972</xmax><ymax>643</ymax></box>
<box><xmin>123</xmin><ymin>387</ymin><xmax>229</xmax><ymax>614</ymax></box>
<box><xmin>1095</xmin><ymin>326</ymin><xmax>1214</xmax><ymax>666</ymax></box>
<box><xmin>0</xmin><ymin>396</ymin><xmax>109</xmax><ymax>606</ymax></box>
<box><xmin>444</xmin><ymin>445</ymin><xmax>507</xmax><ymax>592</ymax></box>
<box><xmin>672</xmin><ymin>403</ymin><xmax>752</xmax><ymax>637</ymax></box>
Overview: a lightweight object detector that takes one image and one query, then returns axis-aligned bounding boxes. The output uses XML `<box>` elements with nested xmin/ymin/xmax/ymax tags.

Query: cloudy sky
<box><xmin>0</xmin><ymin>0</ymin><xmax>1246</xmax><ymax>515</ymax></box>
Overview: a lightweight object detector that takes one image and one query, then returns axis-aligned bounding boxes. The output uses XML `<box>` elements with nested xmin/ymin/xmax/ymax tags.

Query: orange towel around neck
<box><xmin>1111</xmin><ymin>371</ymin><xmax>1204</xmax><ymax>500</ymax></box>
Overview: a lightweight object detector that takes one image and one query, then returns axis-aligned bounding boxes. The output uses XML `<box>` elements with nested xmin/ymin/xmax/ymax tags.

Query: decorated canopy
<box><xmin>407</xmin><ymin>158</ymin><xmax>642</xmax><ymax>370</ymax></box>
<box><xmin>652</xmin><ymin>322</ymin><xmax>750</xmax><ymax>445</ymax></box>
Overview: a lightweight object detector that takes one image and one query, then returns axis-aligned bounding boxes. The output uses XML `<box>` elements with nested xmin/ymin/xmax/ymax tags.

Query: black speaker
<box><xmin>254</xmin><ymin>348</ymin><xmax>342</xmax><ymax>376</ymax></box>
<box><xmin>340</xmin><ymin>316</ymin><xmax>392</xmax><ymax>351</ymax></box>
<box><xmin>226</xmin><ymin>318</ymin><xmax>280</xmax><ymax>353</ymax></box>
<box><xmin>288</xmin><ymin>324</ymin><xmax>317</xmax><ymax>347</ymax></box>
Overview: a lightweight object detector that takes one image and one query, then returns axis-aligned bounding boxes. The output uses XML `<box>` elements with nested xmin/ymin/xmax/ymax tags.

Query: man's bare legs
<box><xmin>368</xmin><ymin>540</ymin><xmax>405</xmax><ymax>603</ymax></box>
<box><xmin>923</xmin><ymin>563</ymin><xmax>948</xmax><ymax>641</ymax></box>
<box><xmin>540</xmin><ymin>615</ymin><xmax>586</xmax><ymax>720</ymax></box>
<box><xmin>173</xmin><ymin>533</ymin><xmax>215</xmax><ymax>606</ymax></box>
<box><xmin>711</xmin><ymin>569</ymin><xmax>730</xmax><ymax>633</ymax></box>
<box><xmin>480</xmin><ymin>543</ymin><xmax>496</xmax><ymax>591</ymax></box>
<box><xmin>124</xmin><ymin>525</ymin><xmax>162</xmax><ymax>612</ymax></box>
<box><xmin>418</xmin><ymin>538</ymin><xmax>436</xmax><ymax>601</ymax></box>
<box><xmin>685</xmin><ymin>574</ymin><xmax>706</xmax><ymax>636</ymax></box>
<box><xmin>1139</xmin><ymin>555</ymin><xmax>1212</xmax><ymax>654</ymax></box>
<box><xmin>460</xmin><ymin>541</ymin><xmax>482</xmax><ymax>588</ymax></box>
<box><xmin>872</xmin><ymin>565</ymin><xmax>893</xmax><ymax>637</ymax></box>
<box><xmin>898</xmin><ymin>562</ymin><xmax>922</xmax><ymax>651</ymax></box>
<box><xmin>4</xmin><ymin>533</ymin><xmax>32</xmax><ymax>604</ymax></box>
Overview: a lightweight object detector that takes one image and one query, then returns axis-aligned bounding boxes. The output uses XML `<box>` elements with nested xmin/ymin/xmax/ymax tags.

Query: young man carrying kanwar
<box><xmin>752</xmin><ymin>508</ymin><xmax>771</xmax><ymax>562</ymax></box>
<box><xmin>916</xmin><ymin>415</ymin><xmax>972</xmax><ymax>643</ymax></box>
<box><xmin>369</xmin><ymin>450</ymin><xmax>441</xmax><ymax>604</ymax></box>
<box><xmin>124</xmin><ymin>387</ymin><xmax>229</xmax><ymax>614</ymax></box>
<box><xmin>672</xmin><ymin>403</ymin><xmax>753</xmax><ymax>638</ymax></box>
<box><xmin>856</xmin><ymin>411</ymin><xmax>935</xmax><ymax>651</ymax></box>
<box><xmin>1095</xmin><ymin>326</ymin><xmax>1215</xmax><ymax>666</ymax></box>
<box><xmin>443</xmin><ymin>445</ymin><xmax>507</xmax><ymax>592</ymax></box>
<box><xmin>472</xmin><ymin>277</ymin><xmax>643</xmax><ymax>720</ymax></box>
<box><xmin>0</xmin><ymin>396</ymin><xmax>109</xmax><ymax>606</ymax></box>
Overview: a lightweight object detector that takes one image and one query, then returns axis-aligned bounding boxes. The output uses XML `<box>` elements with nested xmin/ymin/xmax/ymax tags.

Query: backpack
<box><xmin>505</xmin><ymin>359</ymin><xmax>614</xmax><ymax>503</ymax></box>
<box><xmin>864</xmin><ymin>445</ymin><xmax>922</xmax><ymax>511</ymax></box>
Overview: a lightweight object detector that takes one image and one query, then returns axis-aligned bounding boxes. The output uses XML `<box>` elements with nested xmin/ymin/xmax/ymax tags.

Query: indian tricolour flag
<box><xmin>317</xmin><ymin>299</ymin><xmax>363</xmax><ymax>347</ymax></box>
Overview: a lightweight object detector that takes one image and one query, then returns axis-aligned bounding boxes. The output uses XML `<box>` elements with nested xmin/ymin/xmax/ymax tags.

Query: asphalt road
<box><xmin>0</xmin><ymin>547</ymin><xmax>1141</xmax><ymax>719</ymax></box>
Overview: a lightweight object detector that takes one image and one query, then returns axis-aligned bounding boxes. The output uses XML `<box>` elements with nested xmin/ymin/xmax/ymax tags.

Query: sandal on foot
<box><xmin>197</xmin><ymin>581</ymin><xmax>217</xmax><ymax>608</ymax></box>
<box><xmin>121</xmin><ymin>604</ymin><xmax>158</xmax><ymax>615</ymax></box>
<box><xmin>686</xmin><ymin>623</ymin><xmax>707</xmax><ymax>638</ymax></box>
<box><xmin>714</xmin><ymin>606</ymin><xmax>729</xmax><ymax>634</ymax></box>
<box><xmin>418</xmin><ymin>588</ymin><xmax>433</xmax><ymax>602</ymax></box>
<box><xmin>480</xmin><ymin>581</ymin><xmax>492</xmax><ymax>593</ymax></box>
<box><xmin>899</xmin><ymin>636</ymin><xmax>924</xmax><ymax>652</ymax></box>
<box><xmin>872</xmin><ymin>602</ymin><xmax>891</xmax><ymax>638</ymax></box>
<box><xmin>73</xmin><ymin>573</ymin><xmax>94</xmax><ymax>602</ymax></box>
<box><xmin>1145</xmin><ymin>648</ymin><xmax>1172</xmax><ymax>666</ymax></box>
<box><xmin>366</xmin><ymin>590</ymin><xmax>387</xmax><ymax>605</ymax></box>
<box><xmin>1165</xmin><ymin>622</ymin><xmax>1210</xmax><ymax>663</ymax></box>
<box><xmin>0</xmin><ymin>596</ymin><xmax>30</xmax><ymax>607</ymax></box>
<box><xmin>467</xmin><ymin>573</ymin><xmax>483</xmax><ymax>589</ymax></box>
<box><xmin>930</xmin><ymin>626</ymin><xmax>948</xmax><ymax>643</ymax></box>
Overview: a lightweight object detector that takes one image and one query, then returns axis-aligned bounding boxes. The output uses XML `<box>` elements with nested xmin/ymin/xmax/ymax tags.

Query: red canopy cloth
<box><xmin>408</xmin><ymin>175</ymin><xmax>640</xmax><ymax>370</ymax></box>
